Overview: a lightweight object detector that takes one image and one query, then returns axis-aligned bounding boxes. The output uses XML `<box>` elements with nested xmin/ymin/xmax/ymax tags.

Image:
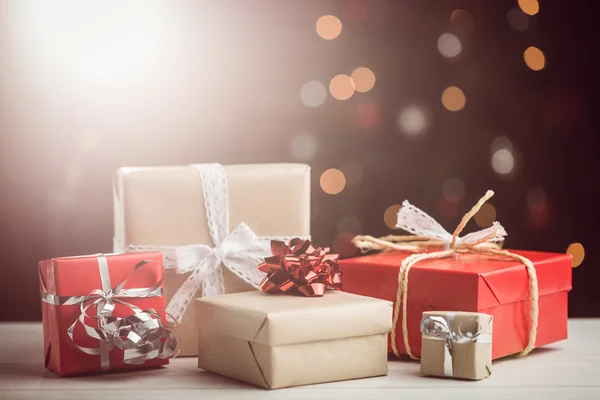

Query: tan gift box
<box><xmin>196</xmin><ymin>291</ymin><xmax>392</xmax><ymax>389</ymax></box>
<box><xmin>420</xmin><ymin>311</ymin><xmax>493</xmax><ymax>380</ymax></box>
<box><xmin>113</xmin><ymin>164</ymin><xmax>311</xmax><ymax>356</ymax></box>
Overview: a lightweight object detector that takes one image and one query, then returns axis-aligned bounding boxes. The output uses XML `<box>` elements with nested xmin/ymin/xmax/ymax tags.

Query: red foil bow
<box><xmin>258</xmin><ymin>238</ymin><xmax>342</xmax><ymax>297</ymax></box>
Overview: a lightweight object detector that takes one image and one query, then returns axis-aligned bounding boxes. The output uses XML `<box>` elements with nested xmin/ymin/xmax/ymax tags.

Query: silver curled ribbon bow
<box><xmin>420</xmin><ymin>314</ymin><xmax>491</xmax><ymax>377</ymax></box>
<box><xmin>41</xmin><ymin>255</ymin><xmax>179</xmax><ymax>368</ymax></box>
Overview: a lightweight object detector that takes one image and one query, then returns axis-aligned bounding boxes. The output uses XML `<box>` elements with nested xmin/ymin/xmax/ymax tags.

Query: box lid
<box><xmin>195</xmin><ymin>290</ymin><xmax>392</xmax><ymax>346</ymax></box>
<box><xmin>339</xmin><ymin>249</ymin><xmax>572</xmax><ymax>310</ymax></box>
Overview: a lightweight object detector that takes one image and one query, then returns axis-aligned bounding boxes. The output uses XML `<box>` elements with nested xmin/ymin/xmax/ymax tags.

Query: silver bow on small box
<box><xmin>420</xmin><ymin>311</ymin><xmax>493</xmax><ymax>380</ymax></box>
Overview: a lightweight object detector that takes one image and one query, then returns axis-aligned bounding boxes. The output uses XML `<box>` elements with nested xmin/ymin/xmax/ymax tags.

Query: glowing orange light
<box><xmin>316</xmin><ymin>15</ymin><xmax>342</xmax><ymax>40</ymax></box>
<box><xmin>384</xmin><ymin>204</ymin><xmax>402</xmax><ymax>229</ymax></box>
<box><xmin>524</xmin><ymin>46</ymin><xmax>546</xmax><ymax>71</ymax></box>
<box><xmin>566</xmin><ymin>243</ymin><xmax>585</xmax><ymax>268</ymax></box>
<box><xmin>518</xmin><ymin>0</ymin><xmax>539</xmax><ymax>16</ymax></box>
<box><xmin>351</xmin><ymin>67</ymin><xmax>376</xmax><ymax>93</ymax></box>
<box><xmin>329</xmin><ymin>74</ymin><xmax>355</xmax><ymax>100</ymax></box>
<box><xmin>474</xmin><ymin>203</ymin><xmax>496</xmax><ymax>228</ymax></box>
<box><xmin>320</xmin><ymin>168</ymin><xmax>346</xmax><ymax>195</ymax></box>
<box><xmin>441</xmin><ymin>86</ymin><xmax>466</xmax><ymax>111</ymax></box>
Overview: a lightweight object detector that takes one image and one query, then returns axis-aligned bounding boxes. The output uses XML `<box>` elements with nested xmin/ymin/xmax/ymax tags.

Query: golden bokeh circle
<box><xmin>316</xmin><ymin>15</ymin><xmax>342</xmax><ymax>40</ymax></box>
<box><xmin>450</xmin><ymin>9</ymin><xmax>474</xmax><ymax>32</ymax></box>
<box><xmin>567</xmin><ymin>243</ymin><xmax>585</xmax><ymax>268</ymax></box>
<box><xmin>524</xmin><ymin>46</ymin><xmax>546</xmax><ymax>71</ymax></box>
<box><xmin>518</xmin><ymin>0</ymin><xmax>539</xmax><ymax>16</ymax></box>
<box><xmin>474</xmin><ymin>203</ymin><xmax>497</xmax><ymax>228</ymax></box>
<box><xmin>351</xmin><ymin>67</ymin><xmax>376</xmax><ymax>93</ymax></box>
<box><xmin>441</xmin><ymin>86</ymin><xmax>466</xmax><ymax>111</ymax></box>
<box><xmin>384</xmin><ymin>204</ymin><xmax>402</xmax><ymax>229</ymax></box>
<box><xmin>329</xmin><ymin>74</ymin><xmax>356</xmax><ymax>100</ymax></box>
<box><xmin>320</xmin><ymin>168</ymin><xmax>346</xmax><ymax>195</ymax></box>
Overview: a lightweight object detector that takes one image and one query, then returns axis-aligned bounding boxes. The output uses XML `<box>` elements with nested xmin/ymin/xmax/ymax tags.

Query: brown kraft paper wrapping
<box><xmin>196</xmin><ymin>291</ymin><xmax>392</xmax><ymax>389</ymax></box>
<box><xmin>420</xmin><ymin>311</ymin><xmax>493</xmax><ymax>380</ymax></box>
<box><xmin>113</xmin><ymin>164</ymin><xmax>311</xmax><ymax>356</ymax></box>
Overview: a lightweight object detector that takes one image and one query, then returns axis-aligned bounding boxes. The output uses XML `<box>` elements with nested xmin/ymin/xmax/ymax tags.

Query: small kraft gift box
<box><xmin>420</xmin><ymin>311</ymin><xmax>493</xmax><ymax>380</ymax></box>
<box><xmin>195</xmin><ymin>239</ymin><xmax>392</xmax><ymax>389</ymax></box>
<box><xmin>341</xmin><ymin>191</ymin><xmax>572</xmax><ymax>360</ymax></box>
<box><xmin>112</xmin><ymin>163</ymin><xmax>311</xmax><ymax>356</ymax></box>
<box><xmin>39</xmin><ymin>252</ymin><xmax>178</xmax><ymax>375</ymax></box>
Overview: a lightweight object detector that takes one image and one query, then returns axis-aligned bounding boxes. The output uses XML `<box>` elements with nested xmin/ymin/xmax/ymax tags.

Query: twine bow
<box><xmin>41</xmin><ymin>258</ymin><xmax>179</xmax><ymax>367</ymax></box>
<box><xmin>353</xmin><ymin>190</ymin><xmax>539</xmax><ymax>359</ymax></box>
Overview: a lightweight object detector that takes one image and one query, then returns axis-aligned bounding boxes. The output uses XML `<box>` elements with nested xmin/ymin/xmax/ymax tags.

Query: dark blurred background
<box><xmin>0</xmin><ymin>0</ymin><xmax>597</xmax><ymax>320</ymax></box>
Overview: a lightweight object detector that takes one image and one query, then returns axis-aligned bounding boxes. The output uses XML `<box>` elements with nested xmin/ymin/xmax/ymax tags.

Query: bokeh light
<box><xmin>442</xmin><ymin>177</ymin><xmax>465</xmax><ymax>203</ymax></box>
<box><xmin>474</xmin><ymin>203</ymin><xmax>497</xmax><ymax>228</ymax></box>
<box><xmin>518</xmin><ymin>0</ymin><xmax>539</xmax><ymax>16</ymax></box>
<box><xmin>300</xmin><ymin>80</ymin><xmax>327</xmax><ymax>107</ymax></box>
<box><xmin>333</xmin><ymin>232</ymin><xmax>359</xmax><ymax>258</ymax></box>
<box><xmin>567</xmin><ymin>243</ymin><xmax>585</xmax><ymax>268</ymax></box>
<box><xmin>491</xmin><ymin>148</ymin><xmax>515</xmax><ymax>175</ymax></box>
<box><xmin>397</xmin><ymin>105</ymin><xmax>428</xmax><ymax>136</ymax></box>
<box><xmin>329</xmin><ymin>74</ymin><xmax>356</xmax><ymax>100</ymax></box>
<box><xmin>320</xmin><ymin>168</ymin><xmax>346</xmax><ymax>195</ymax></box>
<box><xmin>290</xmin><ymin>132</ymin><xmax>317</xmax><ymax>162</ymax></box>
<box><xmin>450</xmin><ymin>9</ymin><xmax>474</xmax><ymax>32</ymax></box>
<box><xmin>524</xmin><ymin>46</ymin><xmax>546</xmax><ymax>71</ymax></box>
<box><xmin>490</xmin><ymin>135</ymin><xmax>513</xmax><ymax>153</ymax></box>
<box><xmin>340</xmin><ymin>160</ymin><xmax>363</xmax><ymax>186</ymax></box>
<box><xmin>526</xmin><ymin>186</ymin><xmax>549</xmax><ymax>229</ymax></box>
<box><xmin>441</xmin><ymin>86</ymin><xmax>466</xmax><ymax>111</ymax></box>
<box><xmin>437</xmin><ymin>33</ymin><xmax>462</xmax><ymax>58</ymax></box>
<box><xmin>316</xmin><ymin>15</ymin><xmax>342</xmax><ymax>40</ymax></box>
<box><xmin>438</xmin><ymin>197</ymin><xmax>459</xmax><ymax>218</ymax></box>
<box><xmin>384</xmin><ymin>204</ymin><xmax>402</xmax><ymax>229</ymax></box>
<box><xmin>351</xmin><ymin>67</ymin><xmax>376</xmax><ymax>93</ymax></box>
<box><xmin>354</xmin><ymin>101</ymin><xmax>381</xmax><ymax>130</ymax></box>
<box><xmin>526</xmin><ymin>186</ymin><xmax>547</xmax><ymax>212</ymax></box>
<box><xmin>337</xmin><ymin>216</ymin><xmax>362</xmax><ymax>234</ymax></box>
<box><xmin>507</xmin><ymin>8</ymin><xmax>529</xmax><ymax>31</ymax></box>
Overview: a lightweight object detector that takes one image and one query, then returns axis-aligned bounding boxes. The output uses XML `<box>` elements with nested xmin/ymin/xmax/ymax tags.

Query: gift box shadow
<box><xmin>0</xmin><ymin>362</ymin><xmax>47</xmax><ymax>378</ymax></box>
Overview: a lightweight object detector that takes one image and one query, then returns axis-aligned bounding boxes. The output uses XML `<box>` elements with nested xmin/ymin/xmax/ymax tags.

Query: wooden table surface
<box><xmin>1</xmin><ymin>321</ymin><xmax>599</xmax><ymax>400</ymax></box>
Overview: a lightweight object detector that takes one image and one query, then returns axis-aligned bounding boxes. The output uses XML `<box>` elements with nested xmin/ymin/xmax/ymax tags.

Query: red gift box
<box><xmin>339</xmin><ymin>249</ymin><xmax>572</xmax><ymax>359</ymax></box>
<box><xmin>39</xmin><ymin>252</ymin><xmax>172</xmax><ymax>375</ymax></box>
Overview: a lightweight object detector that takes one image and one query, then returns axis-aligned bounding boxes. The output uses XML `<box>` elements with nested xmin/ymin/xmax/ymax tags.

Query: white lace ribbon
<box><xmin>114</xmin><ymin>164</ymin><xmax>306</xmax><ymax>323</ymax></box>
<box><xmin>396</xmin><ymin>200</ymin><xmax>507</xmax><ymax>248</ymax></box>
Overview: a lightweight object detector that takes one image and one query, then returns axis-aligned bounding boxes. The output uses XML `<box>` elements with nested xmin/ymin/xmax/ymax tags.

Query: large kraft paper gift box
<box><xmin>340</xmin><ymin>250</ymin><xmax>572</xmax><ymax>359</ymax></box>
<box><xmin>113</xmin><ymin>164</ymin><xmax>310</xmax><ymax>356</ymax></box>
<box><xmin>195</xmin><ymin>291</ymin><xmax>392</xmax><ymax>389</ymax></box>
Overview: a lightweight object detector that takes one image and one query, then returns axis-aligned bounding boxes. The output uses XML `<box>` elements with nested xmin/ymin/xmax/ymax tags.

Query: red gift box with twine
<box><xmin>340</xmin><ymin>191</ymin><xmax>572</xmax><ymax>360</ymax></box>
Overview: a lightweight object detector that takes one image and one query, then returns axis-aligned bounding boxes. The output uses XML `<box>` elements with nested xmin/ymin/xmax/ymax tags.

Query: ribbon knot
<box><xmin>167</xmin><ymin>222</ymin><xmax>274</xmax><ymax>320</ymax></box>
<box><xmin>421</xmin><ymin>314</ymin><xmax>491</xmax><ymax>377</ymax></box>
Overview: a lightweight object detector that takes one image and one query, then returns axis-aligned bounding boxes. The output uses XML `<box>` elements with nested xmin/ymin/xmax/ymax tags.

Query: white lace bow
<box><xmin>114</xmin><ymin>164</ymin><xmax>304</xmax><ymax>323</ymax></box>
<box><xmin>396</xmin><ymin>200</ymin><xmax>507</xmax><ymax>249</ymax></box>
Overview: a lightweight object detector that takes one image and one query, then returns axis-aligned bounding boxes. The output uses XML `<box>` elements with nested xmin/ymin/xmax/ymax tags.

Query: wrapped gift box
<box><xmin>39</xmin><ymin>252</ymin><xmax>171</xmax><ymax>375</ymax></box>
<box><xmin>339</xmin><ymin>250</ymin><xmax>571</xmax><ymax>359</ymax></box>
<box><xmin>195</xmin><ymin>291</ymin><xmax>392</xmax><ymax>389</ymax></box>
<box><xmin>113</xmin><ymin>164</ymin><xmax>311</xmax><ymax>356</ymax></box>
<box><xmin>420</xmin><ymin>311</ymin><xmax>493</xmax><ymax>380</ymax></box>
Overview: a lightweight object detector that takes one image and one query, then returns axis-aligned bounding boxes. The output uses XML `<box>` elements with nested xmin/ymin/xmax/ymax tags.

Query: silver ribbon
<box><xmin>420</xmin><ymin>314</ymin><xmax>491</xmax><ymax>377</ymax></box>
<box><xmin>40</xmin><ymin>255</ymin><xmax>179</xmax><ymax>370</ymax></box>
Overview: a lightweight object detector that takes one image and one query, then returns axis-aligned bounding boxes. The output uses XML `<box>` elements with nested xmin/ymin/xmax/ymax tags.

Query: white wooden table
<box><xmin>1</xmin><ymin>321</ymin><xmax>599</xmax><ymax>400</ymax></box>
